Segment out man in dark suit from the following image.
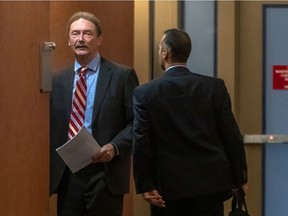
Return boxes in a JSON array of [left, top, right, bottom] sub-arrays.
[[132, 28, 248, 216], [50, 12, 139, 216]]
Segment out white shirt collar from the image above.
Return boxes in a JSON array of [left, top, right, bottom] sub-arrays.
[[165, 64, 187, 72]]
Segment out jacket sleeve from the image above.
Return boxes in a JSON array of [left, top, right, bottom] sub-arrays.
[[132, 87, 155, 194], [215, 79, 248, 186]]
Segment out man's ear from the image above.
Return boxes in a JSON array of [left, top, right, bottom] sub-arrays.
[[97, 35, 103, 46], [163, 48, 169, 60]]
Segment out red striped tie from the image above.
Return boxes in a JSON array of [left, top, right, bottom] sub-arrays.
[[68, 67, 87, 140]]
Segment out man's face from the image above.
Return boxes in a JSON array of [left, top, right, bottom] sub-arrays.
[[68, 18, 102, 62]]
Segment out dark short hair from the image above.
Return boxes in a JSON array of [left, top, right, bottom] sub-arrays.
[[162, 28, 191, 63], [66, 11, 102, 36]]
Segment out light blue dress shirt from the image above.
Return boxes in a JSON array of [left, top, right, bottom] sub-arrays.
[[73, 53, 100, 134]]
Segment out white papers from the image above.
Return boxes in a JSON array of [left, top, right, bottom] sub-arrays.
[[56, 127, 101, 173]]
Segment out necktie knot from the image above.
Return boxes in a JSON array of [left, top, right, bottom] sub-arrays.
[[79, 67, 87, 77]]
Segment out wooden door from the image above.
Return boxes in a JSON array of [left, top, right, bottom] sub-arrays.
[[0, 1, 134, 215], [0, 2, 50, 215]]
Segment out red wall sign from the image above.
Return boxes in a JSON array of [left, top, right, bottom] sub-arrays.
[[273, 65, 288, 90]]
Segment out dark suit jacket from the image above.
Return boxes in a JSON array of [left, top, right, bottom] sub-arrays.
[[50, 57, 139, 195], [133, 67, 247, 201]]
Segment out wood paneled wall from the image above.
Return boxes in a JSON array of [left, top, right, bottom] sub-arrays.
[[0, 1, 134, 216], [0, 2, 50, 215]]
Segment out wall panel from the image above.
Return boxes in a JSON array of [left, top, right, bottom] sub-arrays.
[[0, 1, 50, 215]]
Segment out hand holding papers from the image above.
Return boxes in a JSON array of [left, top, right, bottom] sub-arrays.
[[56, 127, 101, 173]]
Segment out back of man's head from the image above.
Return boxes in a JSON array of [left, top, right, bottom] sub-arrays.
[[162, 28, 192, 63]]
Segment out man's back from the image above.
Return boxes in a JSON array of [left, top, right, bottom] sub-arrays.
[[133, 28, 247, 216], [133, 66, 246, 200]]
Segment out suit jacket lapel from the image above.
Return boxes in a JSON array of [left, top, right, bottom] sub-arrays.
[[92, 58, 112, 122], [63, 66, 75, 121]]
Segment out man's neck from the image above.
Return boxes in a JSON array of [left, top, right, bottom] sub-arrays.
[[165, 62, 186, 71], [76, 53, 98, 67]]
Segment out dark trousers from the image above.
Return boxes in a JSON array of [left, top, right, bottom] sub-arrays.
[[57, 166, 124, 216], [151, 193, 224, 216]]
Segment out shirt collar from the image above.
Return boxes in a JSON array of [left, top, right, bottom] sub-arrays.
[[74, 53, 101, 73], [165, 64, 187, 72]]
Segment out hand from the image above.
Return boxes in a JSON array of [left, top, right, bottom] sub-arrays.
[[232, 183, 249, 196], [143, 190, 166, 208], [241, 183, 248, 194], [91, 143, 116, 163]]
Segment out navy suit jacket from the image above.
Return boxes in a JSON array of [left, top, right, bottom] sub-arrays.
[[50, 57, 139, 195], [133, 67, 247, 201]]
